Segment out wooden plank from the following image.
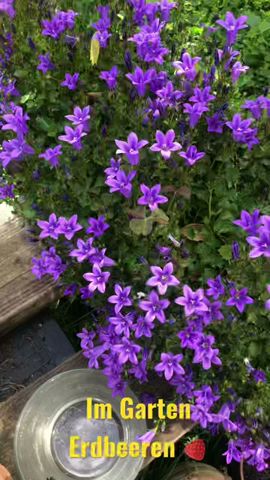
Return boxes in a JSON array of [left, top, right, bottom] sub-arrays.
[[0, 219, 59, 336], [0, 353, 193, 478]]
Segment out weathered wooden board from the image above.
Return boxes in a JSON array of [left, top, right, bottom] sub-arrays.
[[0, 352, 192, 478], [0, 219, 59, 336]]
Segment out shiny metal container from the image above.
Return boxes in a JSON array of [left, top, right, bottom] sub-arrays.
[[15, 369, 146, 480]]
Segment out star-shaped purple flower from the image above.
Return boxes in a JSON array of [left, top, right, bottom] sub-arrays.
[[226, 287, 254, 313], [83, 265, 110, 294], [61, 72, 79, 91], [193, 334, 222, 370], [146, 262, 180, 295], [86, 215, 109, 237], [58, 125, 87, 150], [37, 213, 60, 240], [206, 275, 225, 300], [150, 129, 181, 160], [108, 284, 133, 313], [126, 66, 154, 96], [65, 106, 91, 132], [69, 238, 94, 263], [115, 132, 148, 165], [175, 285, 208, 316], [173, 52, 201, 81], [216, 12, 248, 45], [139, 290, 170, 323], [137, 184, 168, 211], [57, 214, 83, 240], [105, 169, 136, 198], [233, 209, 261, 235], [37, 53, 55, 74], [39, 145, 62, 168], [100, 66, 119, 90], [179, 145, 205, 167], [155, 352, 185, 381]]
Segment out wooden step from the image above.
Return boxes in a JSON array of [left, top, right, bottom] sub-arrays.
[[0, 219, 59, 336], [0, 352, 192, 478]]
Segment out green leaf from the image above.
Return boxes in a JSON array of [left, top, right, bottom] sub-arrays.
[[181, 224, 205, 241], [219, 244, 232, 261], [129, 218, 153, 236], [150, 208, 169, 225]]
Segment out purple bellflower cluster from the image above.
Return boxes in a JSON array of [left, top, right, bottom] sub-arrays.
[[0, 105, 34, 167], [92, 6, 112, 48], [41, 10, 77, 40]]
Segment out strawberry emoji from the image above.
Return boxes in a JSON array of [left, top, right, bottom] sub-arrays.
[[184, 439, 206, 461]]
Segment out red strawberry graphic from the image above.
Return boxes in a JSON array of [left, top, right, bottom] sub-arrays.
[[184, 439, 206, 461]]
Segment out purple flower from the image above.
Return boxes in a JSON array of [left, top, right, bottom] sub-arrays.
[[100, 66, 119, 90], [133, 316, 155, 338], [113, 337, 141, 365], [0, 138, 35, 167], [104, 158, 121, 178], [57, 214, 83, 240], [107, 375, 127, 397], [177, 325, 203, 349], [61, 72, 79, 91], [175, 285, 208, 316], [0, 183, 14, 200], [206, 275, 225, 299], [191, 404, 213, 428], [179, 145, 205, 167], [37, 213, 60, 240], [83, 265, 110, 294], [212, 404, 238, 432], [32, 247, 66, 281], [150, 129, 181, 160], [242, 99, 263, 120], [92, 5, 111, 48], [115, 132, 148, 165], [0, 0, 15, 18], [155, 352, 185, 381], [42, 10, 77, 40], [252, 369, 267, 383], [1, 106, 29, 135], [233, 209, 261, 235], [137, 184, 168, 211], [216, 12, 248, 45], [37, 53, 55, 74], [58, 125, 87, 150], [108, 284, 132, 313], [189, 86, 216, 105], [39, 145, 62, 167], [223, 440, 243, 464], [232, 61, 249, 83], [139, 290, 170, 323], [156, 80, 183, 107], [77, 328, 96, 350], [226, 114, 258, 148], [200, 299, 224, 325], [194, 385, 220, 408], [207, 113, 224, 134], [126, 66, 154, 96], [128, 21, 169, 64], [226, 287, 254, 313], [65, 106, 91, 132], [247, 231, 270, 258], [138, 429, 157, 443], [183, 102, 209, 128], [193, 334, 222, 370], [173, 52, 201, 81], [108, 312, 134, 337], [69, 238, 94, 262], [232, 240, 240, 260], [89, 247, 116, 268], [247, 444, 270, 472], [105, 169, 136, 198], [146, 262, 180, 295], [86, 215, 109, 237]]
